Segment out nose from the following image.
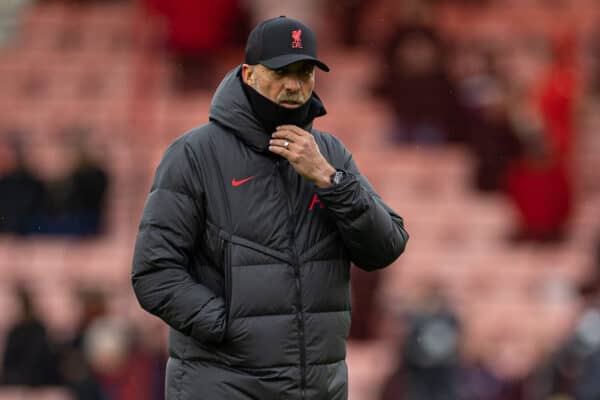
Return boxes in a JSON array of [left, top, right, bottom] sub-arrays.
[[283, 75, 302, 91]]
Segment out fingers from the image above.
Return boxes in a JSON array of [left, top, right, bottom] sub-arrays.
[[271, 128, 301, 155], [272, 125, 310, 143], [269, 126, 312, 161], [269, 136, 297, 160], [268, 126, 333, 185], [269, 139, 292, 150], [276, 125, 306, 137], [271, 126, 310, 150], [271, 130, 296, 141], [268, 143, 292, 158]]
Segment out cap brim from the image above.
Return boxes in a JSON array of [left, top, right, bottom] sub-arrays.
[[260, 54, 330, 72]]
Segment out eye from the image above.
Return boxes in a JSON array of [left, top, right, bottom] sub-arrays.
[[275, 69, 285, 76]]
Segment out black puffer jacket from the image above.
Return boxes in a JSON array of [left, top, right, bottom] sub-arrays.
[[132, 66, 409, 400]]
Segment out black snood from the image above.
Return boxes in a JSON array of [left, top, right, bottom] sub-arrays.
[[242, 80, 314, 134]]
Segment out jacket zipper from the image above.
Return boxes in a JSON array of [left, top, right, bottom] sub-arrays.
[[276, 162, 307, 400]]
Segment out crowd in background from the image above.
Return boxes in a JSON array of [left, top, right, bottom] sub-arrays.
[[1, 0, 599, 399], [0, 126, 109, 236], [2, 284, 165, 400], [378, 253, 600, 400], [371, 0, 584, 245]]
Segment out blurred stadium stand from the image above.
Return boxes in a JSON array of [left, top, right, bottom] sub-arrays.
[[0, 0, 599, 399]]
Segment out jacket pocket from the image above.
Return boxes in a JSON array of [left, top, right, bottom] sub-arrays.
[[219, 230, 233, 323]]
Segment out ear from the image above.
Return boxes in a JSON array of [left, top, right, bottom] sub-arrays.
[[241, 64, 254, 86]]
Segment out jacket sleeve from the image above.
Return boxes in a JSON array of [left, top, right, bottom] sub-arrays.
[[131, 138, 226, 343], [315, 145, 409, 271]]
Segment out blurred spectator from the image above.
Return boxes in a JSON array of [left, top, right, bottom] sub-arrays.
[[71, 288, 109, 350], [90, 322, 166, 400], [1, 284, 61, 387], [459, 357, 504, 400], [537, 31, 579, 166], [403, 285, 460, 399], [59, 288, 107, 400], [57, 288, 166, 400], [381, 284, 461, 400], [373, 6, 466, 145], [60, 346, 105, 400], [83, 317, 138, 400], [0, 131, 45, 235], [459, 356, 531, 400], [573, 266, 600, 400], [545, 244, 600, 400], [504, 33, 578, 244], [145, 0, 249, 91], [532, 276, 600, 400], [504, 138, 572, 243], [39, 127, 109, 236], [454, 46, 523, 192]]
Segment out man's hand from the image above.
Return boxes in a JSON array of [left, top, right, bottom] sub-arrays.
[[269, 125, 336, 188]]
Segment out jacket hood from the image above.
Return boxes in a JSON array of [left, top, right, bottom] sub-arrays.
[[209, 65, 327, 152]]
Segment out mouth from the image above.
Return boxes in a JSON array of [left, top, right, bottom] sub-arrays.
[[279, 101, 302, 109]]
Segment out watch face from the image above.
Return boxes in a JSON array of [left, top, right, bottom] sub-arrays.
[[333, 170, 345, 185]]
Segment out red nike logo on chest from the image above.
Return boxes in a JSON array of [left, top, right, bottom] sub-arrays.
[[231, 176, 255, 186]]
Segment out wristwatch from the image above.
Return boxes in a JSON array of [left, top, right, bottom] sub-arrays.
[[330, 169, 346, 185]]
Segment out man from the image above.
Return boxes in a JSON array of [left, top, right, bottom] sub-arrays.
[[0, 133, 45, 234], [132, 16, 409, 400]]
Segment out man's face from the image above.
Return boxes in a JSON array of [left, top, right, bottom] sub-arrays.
[[242, 61, 315, 109]]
